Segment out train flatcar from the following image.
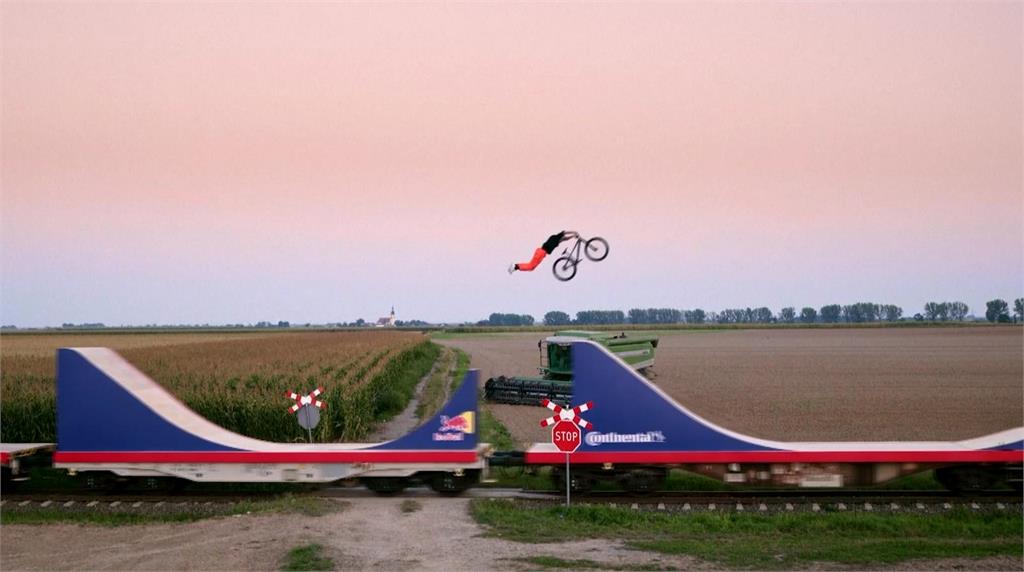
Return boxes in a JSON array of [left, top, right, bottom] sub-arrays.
[[522, 340, 1024, 493], [1, 443, 55, 488], [51, 348, 485, 494], [3, 342, 1021, 495]]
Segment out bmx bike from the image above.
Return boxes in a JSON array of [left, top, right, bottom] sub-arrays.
[[552, 236, 609, 281]]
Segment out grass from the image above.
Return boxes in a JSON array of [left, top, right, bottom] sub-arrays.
[[662, 469, 732, 491], [471, 499, 1023, 569], [1, 494, 344, 526], [451, 348, 471, 393], [414, 348, 454, 421], [400, 499, 422, 514], [877, 470, 944, 490], [281, 543, 334, 571], [509, 556, 673, 570]]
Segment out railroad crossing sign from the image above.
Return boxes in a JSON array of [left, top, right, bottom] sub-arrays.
[[539, 398, 593, 430], [285, 387, 327, 440], [538, 399, 594, 508]]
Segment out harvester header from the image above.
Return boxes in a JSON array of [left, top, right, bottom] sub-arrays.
[[483, 331, 659, 406]]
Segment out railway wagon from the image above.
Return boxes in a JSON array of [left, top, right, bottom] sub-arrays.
[[1, 443, 55, 488], [51, 348, 485, 494], [3, 342, 1022, 495], [517, 339, 1024, 493]]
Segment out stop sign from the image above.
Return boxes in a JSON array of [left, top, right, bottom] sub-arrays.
[[551, 420, 581, 453]]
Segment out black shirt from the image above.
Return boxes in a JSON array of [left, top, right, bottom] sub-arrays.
[[541, 231, 567, 254]]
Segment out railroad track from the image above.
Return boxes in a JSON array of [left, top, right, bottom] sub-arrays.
[[504, 489, 1023, 513], [3, 487, 1020, 515]]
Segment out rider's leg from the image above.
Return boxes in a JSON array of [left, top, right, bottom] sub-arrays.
[[514, 248, 548, 271]]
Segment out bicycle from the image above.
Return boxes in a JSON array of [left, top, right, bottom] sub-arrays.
[[552, 236, 609, 281]]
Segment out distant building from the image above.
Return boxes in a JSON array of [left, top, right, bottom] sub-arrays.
[[376, 306, 396, 327]]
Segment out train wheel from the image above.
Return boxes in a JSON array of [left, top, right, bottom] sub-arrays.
[[361, 477, 408, 496], [550, 467, 594, 494], [138, 476, 184, 493], [81, 471, 123, 491], [1, 468, 17, 493], [428, 470, 478, 496], [934, 465, 999, 493], [623, 469, 667, 494]]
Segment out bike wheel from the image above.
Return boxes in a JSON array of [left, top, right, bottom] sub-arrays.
[[584, 237, 609, 261], [552, 256, 578, 281]]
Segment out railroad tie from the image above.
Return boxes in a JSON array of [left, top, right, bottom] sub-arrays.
[[890, 503, 900, 511], [996, 503, 1006, 510], [109, 501, 120, 508], [682, 503, 691, 511], [132, 502, 143, 508], [758, 503, 768, 512], [970, 503, 980, 510], [707, 503, 716, 511], [657, 503, 666, 511], [40, 500, 52, 507], [631, 503, 639, 511], [735, 503, 743, 511], [942, 503, 952, 510], [18, 500, 31, 507], [837, 503, 847, 511], [916, 503, 925, 510], [785, 503, 794, 511], [811, 503, 820, 512], [87, 501, 98, 507], [63, 501, 75, 507], [864, 502, 873, 511]]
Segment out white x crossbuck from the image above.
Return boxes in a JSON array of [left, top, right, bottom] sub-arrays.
[[285, 387, 326, 414], [539, 398, 594, 430]]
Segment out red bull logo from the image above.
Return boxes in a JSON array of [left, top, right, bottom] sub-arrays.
[[432, 411, 475, 442]]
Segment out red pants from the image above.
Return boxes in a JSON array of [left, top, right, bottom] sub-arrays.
[[516, 248, 547, 271]]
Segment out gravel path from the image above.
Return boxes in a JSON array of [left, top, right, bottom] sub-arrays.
[[365, 348, 454, 443], [439, 327, 1023, 446]]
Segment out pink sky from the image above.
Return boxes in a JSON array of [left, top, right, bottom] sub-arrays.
[[2, 2, 1021, 325]]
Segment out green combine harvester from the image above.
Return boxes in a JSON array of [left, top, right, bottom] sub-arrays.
[[483, 330, 659, 406]]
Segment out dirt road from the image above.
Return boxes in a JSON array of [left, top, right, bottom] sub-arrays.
[[2, 498, 1019, 571], [439, 327, 1023, 445], [0, 497, 710, 571]]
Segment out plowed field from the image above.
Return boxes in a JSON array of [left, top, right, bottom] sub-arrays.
[[439, 327, 1023, 446]]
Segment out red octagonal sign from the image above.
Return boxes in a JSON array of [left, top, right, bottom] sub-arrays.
[[551, 420, 581, 453]]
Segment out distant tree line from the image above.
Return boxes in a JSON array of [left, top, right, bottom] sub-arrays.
[[480, 313, 535, 326], [524, 298, 1024, 326]]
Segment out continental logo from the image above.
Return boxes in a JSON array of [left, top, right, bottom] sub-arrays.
[[432, 411, 475, 442], [584, 431, 666, 447]]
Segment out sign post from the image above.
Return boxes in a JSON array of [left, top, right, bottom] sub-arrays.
[[285, 387, 327, 443], [540, 399, 594, 508]]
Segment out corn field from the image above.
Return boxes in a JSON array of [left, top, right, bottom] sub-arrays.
[[0, 331, 440, 443]]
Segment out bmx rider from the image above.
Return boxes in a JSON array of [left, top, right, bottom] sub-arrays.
[[508, 230, 579, 274]]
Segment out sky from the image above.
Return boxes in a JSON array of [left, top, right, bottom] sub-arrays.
[[1, 2, 1021, 327]]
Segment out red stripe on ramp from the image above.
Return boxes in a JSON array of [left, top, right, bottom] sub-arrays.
[[524, 450, 1024, 464], [55, 450, 479, 464]]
